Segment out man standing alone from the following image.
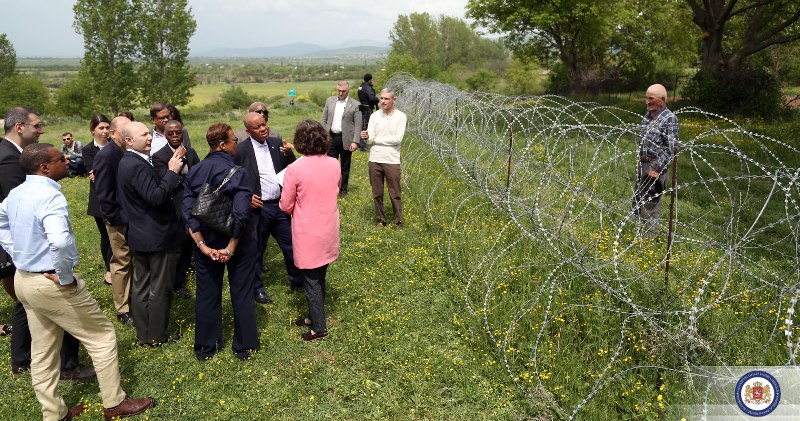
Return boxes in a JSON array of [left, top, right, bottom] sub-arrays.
[[360, 88, 407, 228], [322, 80, 362, 197], [633, 83, 678, 238]]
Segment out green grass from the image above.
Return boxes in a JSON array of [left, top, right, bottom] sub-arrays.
[[189, 81, 341, 107], [0, 114, 536, 419]]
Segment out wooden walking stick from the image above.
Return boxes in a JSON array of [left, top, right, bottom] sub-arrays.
[[664, 144, 679, 287]]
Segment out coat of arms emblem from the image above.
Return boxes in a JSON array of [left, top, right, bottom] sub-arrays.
[[743, 381, 772, 405]]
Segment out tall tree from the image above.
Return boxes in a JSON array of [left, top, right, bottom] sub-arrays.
[[0, 34, 16, 81], [686, 0, 800, 74], [135, 0, 197, 107], [466, 0, 691, 94], [388, 13, 507, 80], [73, 0, 139, 113]]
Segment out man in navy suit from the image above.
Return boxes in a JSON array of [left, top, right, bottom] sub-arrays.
[[235, 111, 299, 304], [116, 121, 186, 346], [94, 115, 134, 326], [153, 119, 200, 299]]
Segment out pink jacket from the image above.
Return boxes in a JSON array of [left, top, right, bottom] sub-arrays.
[[279, 155, 341, 269]]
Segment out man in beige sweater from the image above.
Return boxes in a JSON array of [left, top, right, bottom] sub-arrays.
[[360, 88, 407, 228]]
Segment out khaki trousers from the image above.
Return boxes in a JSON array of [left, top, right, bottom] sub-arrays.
[[15, 271, 125, 421], [105, 222, 131, 314]]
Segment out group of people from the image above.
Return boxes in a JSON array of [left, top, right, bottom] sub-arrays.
[[0, 73, 410, 420]]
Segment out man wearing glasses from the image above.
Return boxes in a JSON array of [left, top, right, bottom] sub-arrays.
[[152, 119, 200, 300], [149, 103, 172, 154], [237, 110, 300, 304], [234, 102, 271, 141], [322, 80, 362, 198]]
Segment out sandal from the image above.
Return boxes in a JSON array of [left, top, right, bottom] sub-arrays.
[[294, 317, 311, 327], [0, 324, 11, 337]]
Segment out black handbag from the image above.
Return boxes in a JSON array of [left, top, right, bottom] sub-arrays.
[[190, 165, 241, 237]]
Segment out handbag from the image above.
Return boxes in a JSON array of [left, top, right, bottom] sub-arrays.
[[190, 165, 241, 237]]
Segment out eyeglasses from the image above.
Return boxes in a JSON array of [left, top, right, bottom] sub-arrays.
[[46, 154, 67, 164], [221, 137, 239, 145], [166, 130, 182, 136], [253, 109, 269, 118], [22, 122, 44, 129]]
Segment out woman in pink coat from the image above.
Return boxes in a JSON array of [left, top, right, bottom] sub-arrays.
[[279, 120, 341, 341]]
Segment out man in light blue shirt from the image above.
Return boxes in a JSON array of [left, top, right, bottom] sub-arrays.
[[0, 143, 155, 421]]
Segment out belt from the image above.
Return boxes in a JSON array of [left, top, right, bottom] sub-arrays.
[[35, 270, 56, 274], [263, 198, 280, 204], [330, 131, 342, 136]]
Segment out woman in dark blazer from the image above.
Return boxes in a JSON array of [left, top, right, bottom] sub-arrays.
[[83, 114, 113, 285], [183, 123, 259, 361]]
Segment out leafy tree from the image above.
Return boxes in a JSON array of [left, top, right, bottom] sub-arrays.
[[687, 0, 800, 75], [0, 33, 16, 81], [53, 69, 97, 118], [502, 58, 545, 96], [135, 0, 197, 107], [0, 74, 50, 113], [73, 0, 139, 113], [466, 0, 693, 94], [389, 13, 507, 80]]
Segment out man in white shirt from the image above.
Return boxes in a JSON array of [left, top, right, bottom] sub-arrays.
[[360, 88, 407, 227], [0, 143, 155, 421], [322, 80, 362, 197]]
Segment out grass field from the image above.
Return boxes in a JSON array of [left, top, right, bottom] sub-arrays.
[[189, 80, 341, 107], [0, 109, 536, 419]]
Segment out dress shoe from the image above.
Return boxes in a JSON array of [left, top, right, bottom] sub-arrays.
[[60, 364, 96, 381], [59, 403, 86, 420], [254, 291, 273, 304], [0, 324, 11, 336], [302, 330, 328, 341], [139, 333, 181, 347], [103, 396, 156, 420], [11, 362, 30, 375], [117, 312, 134, 326]]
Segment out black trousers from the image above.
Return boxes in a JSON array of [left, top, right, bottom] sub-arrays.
[[131, 249, 179, 344], [194, 237, 259, 361], [327, 132, 352, 193], [93, 217, 112, 272], [11, 301, 80, 369], [173, 236, 194, 291], [253, 203, 300, 292]]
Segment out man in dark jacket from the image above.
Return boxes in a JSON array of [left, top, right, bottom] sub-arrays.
[[357, 73, 380, 151], [235, 111, 299, 304], [153, 119, 200, 299], [117, 121, 186, 346], [94, 115, 134, 326]]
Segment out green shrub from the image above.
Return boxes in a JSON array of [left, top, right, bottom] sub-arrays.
[[0, 74, 51, 113], [307, 88, 329, 107], [683, 67, 789, 118]]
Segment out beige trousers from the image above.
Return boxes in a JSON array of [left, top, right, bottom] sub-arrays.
[[15, 271, 125, 421], [105, 222, 132, 314]]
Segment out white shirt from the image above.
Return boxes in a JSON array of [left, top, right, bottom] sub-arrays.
[[0, 175, 79, 285], [151, 129, 168, 154], [367, 108, 407, 165], [130, 149, 152, 166], [330, 99, 347, 133], [251, 137, 281, 200]]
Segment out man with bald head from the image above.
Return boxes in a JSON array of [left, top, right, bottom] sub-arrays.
[[94, 115, 135, 326], [117, 121, 186, 346], [633, 83, 679, 238], [236, 110, 299, 304]]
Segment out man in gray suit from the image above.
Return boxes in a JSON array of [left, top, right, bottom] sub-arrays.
[[321, 80, 362, 197]]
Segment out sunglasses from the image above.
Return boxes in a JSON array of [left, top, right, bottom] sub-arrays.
[[166, 130, 183, 136], [253, 109, 269, 118]]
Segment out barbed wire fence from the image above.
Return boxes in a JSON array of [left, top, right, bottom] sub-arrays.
[[385, 73, 800, 418]]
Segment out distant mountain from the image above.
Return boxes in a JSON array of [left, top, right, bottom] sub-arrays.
[[194, 40, 389, 58]]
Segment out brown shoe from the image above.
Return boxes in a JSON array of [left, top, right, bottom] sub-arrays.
[[60, 364, 96, 381], [103, 396, 156, 420], [59, 403, 86, 420]]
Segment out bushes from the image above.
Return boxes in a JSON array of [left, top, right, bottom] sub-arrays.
[[0, 74, 50, 114], [683, 67, 789, 118]]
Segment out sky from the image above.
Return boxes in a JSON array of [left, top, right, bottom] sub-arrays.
[[4, 0, 473, 57]]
